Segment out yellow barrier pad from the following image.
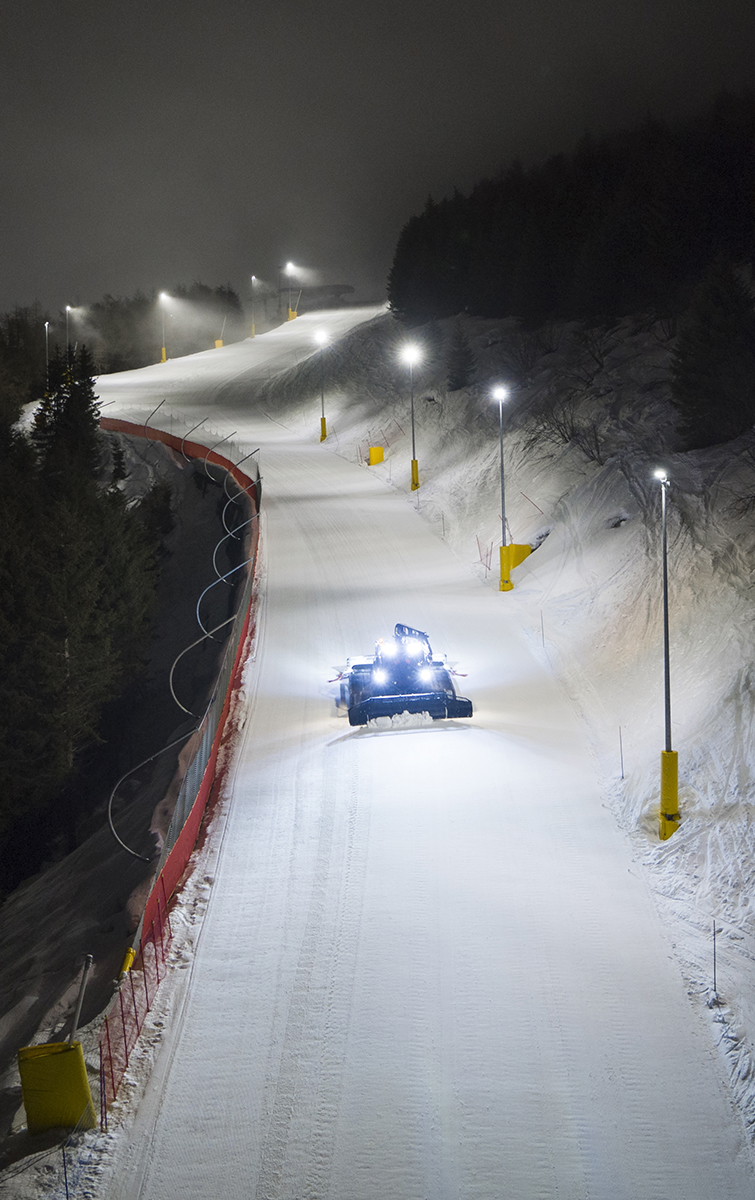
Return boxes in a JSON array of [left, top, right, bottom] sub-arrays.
[[18, 1042, 96, 1134]]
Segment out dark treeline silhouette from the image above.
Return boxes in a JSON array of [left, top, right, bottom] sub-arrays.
[[0, 304, 49, 426], [388, 92, 755, 330], [0, 283, 246, 406], [0, 349, 163, 893], [88, 281, 245, 372]]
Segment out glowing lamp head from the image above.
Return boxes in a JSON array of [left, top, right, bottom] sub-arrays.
[[418, 667, 433, 683], [400, 344, 422, 367], [654, 468, 669, 484], [373, 668, 387, 684], [285, 261, 296, 276], [492, 385, 508, 403], [159, 291, 169, 303]]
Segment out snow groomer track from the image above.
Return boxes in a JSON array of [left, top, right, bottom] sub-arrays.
[[98, 310, 754, 1199]]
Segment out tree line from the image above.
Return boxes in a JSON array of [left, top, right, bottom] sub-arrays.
[[0, 348, 164, 890], [86, 281, 245, 372], [388, 91, 755, 328], [388, 91, 755, 450]]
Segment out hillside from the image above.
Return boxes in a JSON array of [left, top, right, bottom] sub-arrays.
[[256, 309, 755, 1135]]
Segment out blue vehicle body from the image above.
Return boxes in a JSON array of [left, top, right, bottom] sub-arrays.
[[340, 624, 473, 726]]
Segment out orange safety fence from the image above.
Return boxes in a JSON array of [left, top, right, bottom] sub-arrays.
[[97, 418, 259, 1126]]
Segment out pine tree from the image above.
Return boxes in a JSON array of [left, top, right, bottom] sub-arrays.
[[0, 351, 158, 846], [33, 345, 101, 480], [671, 258, 755, 448], [446, 322, 476, 390]]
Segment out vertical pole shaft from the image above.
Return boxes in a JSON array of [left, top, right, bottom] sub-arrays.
[[713, 918, 717, 995], [321, 350, 325, 422], [69, 954, 93, 1043], [661, 481, 672, 752], [410, 364, 416, 461], [499, 398, 506, 547]]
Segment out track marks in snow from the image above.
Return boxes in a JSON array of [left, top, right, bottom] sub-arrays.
[[253, 740, 369, 1200]]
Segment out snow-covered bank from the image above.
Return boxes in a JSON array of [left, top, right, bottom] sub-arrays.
[[5, 305, 755, 1197], [251, 309, 755, 1139]]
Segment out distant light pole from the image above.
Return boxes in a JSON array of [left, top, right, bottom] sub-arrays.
[[284, 261, 298, 320], [250, 275, 256, 338], [315, 330, 329, 441], [65, 305, 71, 347], [400, 344, 422, 490], [44, 320, 50, 389], [159, 292, 169, 362], [491, 385, 513, 591], [655, 468, 679, 840]]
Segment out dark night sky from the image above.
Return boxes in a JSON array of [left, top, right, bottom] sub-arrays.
[[2, 0, 755, 315]]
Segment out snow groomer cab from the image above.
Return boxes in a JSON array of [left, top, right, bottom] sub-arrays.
[[339, 623, 473, 726]]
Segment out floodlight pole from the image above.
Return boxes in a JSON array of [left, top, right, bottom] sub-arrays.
[[44, 321, 49, 389], [319, 344, 327, 441], [409, 359, 418, 490], [250, 275, 256, 338], [657, 471, 679, 840], [159, 294, 168, 362], [492, 386, 513, 590]]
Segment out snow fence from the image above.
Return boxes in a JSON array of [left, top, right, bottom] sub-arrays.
[[97, 418, 260, 1125]]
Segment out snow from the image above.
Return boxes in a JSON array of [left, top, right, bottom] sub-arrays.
[[4, 307, 755, 1197]]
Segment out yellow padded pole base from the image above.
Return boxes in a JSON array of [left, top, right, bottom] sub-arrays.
[[160, 347, 167, 363], [18, 1042, 96, 1134], [411, 459, 419, 490], [215, 339, 223, 349], [320, 417, 328, 442], [659, 750, 680, 840], [250, 323, 256, 338], [369, 446, 384, 465], [288, 308, 297, 320]]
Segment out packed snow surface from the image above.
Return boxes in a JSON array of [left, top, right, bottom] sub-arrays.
[[18, 309, 755, 1197]]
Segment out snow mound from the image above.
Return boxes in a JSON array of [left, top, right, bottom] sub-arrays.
[[366, 710, 435, 731]]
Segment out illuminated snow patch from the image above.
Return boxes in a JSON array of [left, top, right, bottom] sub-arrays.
[[367, 710, 434, 730]]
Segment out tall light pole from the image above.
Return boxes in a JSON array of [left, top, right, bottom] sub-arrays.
[[315, 330, 329, 440], [285, 261, 297, 320], [655, 468, 679, 840], [491, 385, 513, 591], [400, 344, 422, 490], [65, 305, 71, 347], [44, 320, 50, 390], [159, 292, 169, 362], [250, 275, 256, 338]]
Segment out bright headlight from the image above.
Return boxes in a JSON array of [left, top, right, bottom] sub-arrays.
[[373, 669, 387, 684], [404, 638, 422, 656], [418, 667, 433, 683]]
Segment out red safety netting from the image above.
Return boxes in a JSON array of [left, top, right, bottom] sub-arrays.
[[98, 418, 259, 1126]]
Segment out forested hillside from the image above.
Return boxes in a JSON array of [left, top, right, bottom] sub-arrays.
[[388, 91, 755, 331], [0, 350, 163, 893]]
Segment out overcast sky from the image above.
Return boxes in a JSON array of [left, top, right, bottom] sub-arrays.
[[2, 0, 755, 317]]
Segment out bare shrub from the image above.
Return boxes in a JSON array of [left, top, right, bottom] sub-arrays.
[[527, 392, 606, 465]]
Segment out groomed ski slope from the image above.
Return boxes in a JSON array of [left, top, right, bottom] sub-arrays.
[[98, 312, 753, 1199]]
